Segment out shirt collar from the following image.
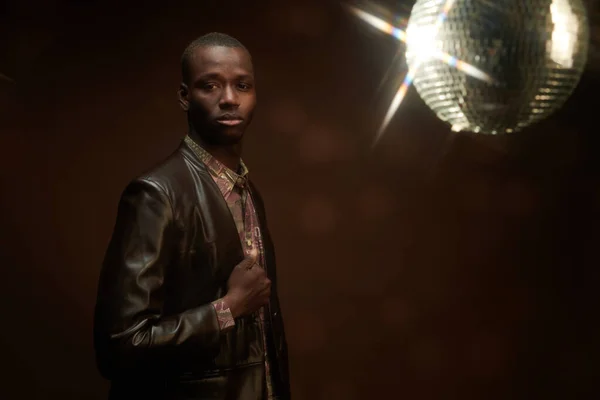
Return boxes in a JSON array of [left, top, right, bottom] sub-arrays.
[[184, 135, 249, 197]]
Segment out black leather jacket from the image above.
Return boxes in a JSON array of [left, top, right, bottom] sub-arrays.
[[93, 142, 290, 400]]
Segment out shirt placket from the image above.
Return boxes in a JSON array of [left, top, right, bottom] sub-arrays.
[[242, 189, 275, 400]]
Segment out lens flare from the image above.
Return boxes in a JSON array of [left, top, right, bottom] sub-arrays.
[[347, 1, 496, 145]]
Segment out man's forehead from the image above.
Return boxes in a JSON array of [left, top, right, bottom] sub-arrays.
[[189, 46, 253, 75]]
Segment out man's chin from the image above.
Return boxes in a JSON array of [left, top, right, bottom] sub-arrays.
[[220, 133, 244, 146], [204, 127, 245, 146]]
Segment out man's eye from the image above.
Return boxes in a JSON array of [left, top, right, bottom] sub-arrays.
[[238, 83, 252, 91], [203, 83, 218, 90]]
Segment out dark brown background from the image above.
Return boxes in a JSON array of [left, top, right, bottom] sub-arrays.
[[1, 0, 599, 399]]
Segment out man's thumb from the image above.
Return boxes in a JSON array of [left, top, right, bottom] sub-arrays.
[[240, 251, 257, 267]]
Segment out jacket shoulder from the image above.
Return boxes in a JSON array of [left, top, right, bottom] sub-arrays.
[[137, 148, 187, 187], [122, 146, 199, 211]]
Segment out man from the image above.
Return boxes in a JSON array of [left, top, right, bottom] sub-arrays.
[[93, 32, 290, 400]]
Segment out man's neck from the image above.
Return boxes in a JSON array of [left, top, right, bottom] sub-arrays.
[[188, 130, 242, 172]]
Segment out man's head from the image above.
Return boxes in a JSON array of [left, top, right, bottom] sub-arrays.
[[178, 32, 256, 146]]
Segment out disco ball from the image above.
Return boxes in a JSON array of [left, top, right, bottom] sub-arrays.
[[405, 0, 590, 134]]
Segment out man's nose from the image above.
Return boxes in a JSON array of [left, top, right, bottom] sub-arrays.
[[219, 86, 239, 108]]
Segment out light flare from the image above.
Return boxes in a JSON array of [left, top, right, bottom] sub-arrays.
[[347, 0, 496, 145], [348, 5, 407, 41], [349, 3, 493, 82], [377, 74, 413, 143], [376, 0, 457, 144], [434, 51, 495, 82]]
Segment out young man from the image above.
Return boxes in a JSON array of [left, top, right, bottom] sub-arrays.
[[93, 33, 290, 400]]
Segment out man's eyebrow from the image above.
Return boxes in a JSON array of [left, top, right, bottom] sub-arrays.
[[196, 72, 254, 80], [196, 72, 222, 80]]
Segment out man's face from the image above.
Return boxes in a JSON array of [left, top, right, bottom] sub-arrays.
[[179, 46, 256, 146]]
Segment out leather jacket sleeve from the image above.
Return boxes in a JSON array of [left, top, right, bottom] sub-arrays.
[[93, 178, 220, 380]]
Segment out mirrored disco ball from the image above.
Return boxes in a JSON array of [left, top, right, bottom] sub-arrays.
[[405, 0, 589, 134]]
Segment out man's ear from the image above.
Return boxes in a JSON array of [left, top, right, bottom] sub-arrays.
[[178, 83, 190, 111]]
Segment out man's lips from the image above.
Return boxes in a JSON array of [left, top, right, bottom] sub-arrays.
[[216, 119, 243, 126], [216, 115, 243, 126]]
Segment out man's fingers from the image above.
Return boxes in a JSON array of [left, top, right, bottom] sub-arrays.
[[238, 255, 257, 269], [248, 247, 259, 259]]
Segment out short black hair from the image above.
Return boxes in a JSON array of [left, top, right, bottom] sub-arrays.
[[181, 32, 249, 83]]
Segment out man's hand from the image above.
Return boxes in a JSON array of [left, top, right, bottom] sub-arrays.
[[223, 255, 271, 318]]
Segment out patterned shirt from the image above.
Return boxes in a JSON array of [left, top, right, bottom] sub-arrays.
[[184, 136, 276, 400]]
